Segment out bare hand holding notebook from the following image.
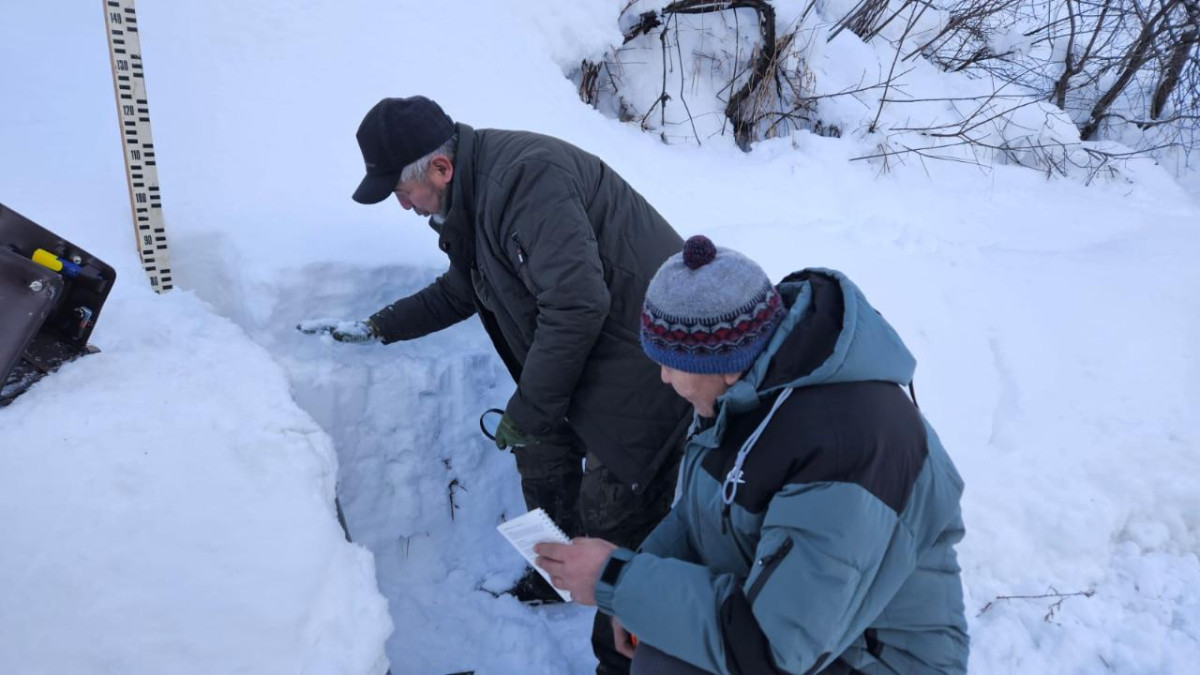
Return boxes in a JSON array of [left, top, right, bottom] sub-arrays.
[[497, 508, 572, 602]]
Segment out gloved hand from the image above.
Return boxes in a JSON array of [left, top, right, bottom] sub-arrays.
[[494, 411, 534, 450], [296, 318, 380, 344]]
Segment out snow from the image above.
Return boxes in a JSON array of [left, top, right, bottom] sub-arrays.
[[2, 1, 1199, 674], [0, 285, 391, 674]]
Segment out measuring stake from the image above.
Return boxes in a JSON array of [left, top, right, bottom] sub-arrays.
[[102, 0, 173, 292]]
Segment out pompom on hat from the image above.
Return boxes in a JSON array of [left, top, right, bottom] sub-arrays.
[[641, 235, 785, 374]]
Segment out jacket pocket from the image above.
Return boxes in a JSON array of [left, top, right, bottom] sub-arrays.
[[745, 537, 795, 605], [470, 265, 494, 311], [509, 232, 540, 295]]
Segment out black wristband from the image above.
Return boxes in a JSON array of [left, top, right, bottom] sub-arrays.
[[600, 554, 628, 587]]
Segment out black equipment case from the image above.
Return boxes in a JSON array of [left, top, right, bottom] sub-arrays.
[[1, 203, 117, 405]]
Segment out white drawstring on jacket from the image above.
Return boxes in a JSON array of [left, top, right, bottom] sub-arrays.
[[721, 387, 795, 506]]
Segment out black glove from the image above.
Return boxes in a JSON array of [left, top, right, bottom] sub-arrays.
[[296, 318, 380, 344]]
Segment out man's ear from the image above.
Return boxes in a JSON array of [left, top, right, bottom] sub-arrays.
[[428, 155, 454, 187], [723, 372, 743, 386]]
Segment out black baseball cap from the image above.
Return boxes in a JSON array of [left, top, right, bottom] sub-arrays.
[[352, 96, 455, 204]]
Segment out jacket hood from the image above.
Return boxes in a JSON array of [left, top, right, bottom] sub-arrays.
[[717, 268, 916, 417]]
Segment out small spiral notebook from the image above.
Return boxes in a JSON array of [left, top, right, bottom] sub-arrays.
[[497, 508, 573, 602]]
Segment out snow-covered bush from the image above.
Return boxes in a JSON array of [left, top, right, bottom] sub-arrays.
[[570, 0, 1199, 182]]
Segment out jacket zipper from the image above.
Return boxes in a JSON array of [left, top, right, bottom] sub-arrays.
[[510, 232, 526, 264], [745, 538, 794, 604]]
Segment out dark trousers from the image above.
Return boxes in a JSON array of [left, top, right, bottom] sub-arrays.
[[512, 425, 681, 675]]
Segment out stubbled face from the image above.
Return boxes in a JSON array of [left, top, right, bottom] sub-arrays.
[[393, 155, 453, 218], [393, 178, 444, 217], [659, 365, 741, 418]]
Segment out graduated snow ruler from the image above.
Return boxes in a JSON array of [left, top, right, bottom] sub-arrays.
[[102, 0, 174, 292]]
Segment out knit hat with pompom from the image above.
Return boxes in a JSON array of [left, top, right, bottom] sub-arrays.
[[640, 235, 785, 374]]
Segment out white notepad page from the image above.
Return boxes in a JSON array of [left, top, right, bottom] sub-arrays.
[[497, 508, 573, 602]]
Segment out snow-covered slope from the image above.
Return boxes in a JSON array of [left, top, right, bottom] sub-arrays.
[[0, 282, 392, 674], [2, 1, 1198, 673]]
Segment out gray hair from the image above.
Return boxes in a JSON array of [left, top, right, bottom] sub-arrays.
[[399, 133, 458, 184]]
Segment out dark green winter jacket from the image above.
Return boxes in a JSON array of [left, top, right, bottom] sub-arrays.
[[595, 269, 970, 674], [370, 124, 691, 492]]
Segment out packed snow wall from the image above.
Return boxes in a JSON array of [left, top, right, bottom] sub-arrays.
[[173, 240, 600, 673]]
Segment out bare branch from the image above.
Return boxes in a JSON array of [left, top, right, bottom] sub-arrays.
[[977, 588, 1096, 619]]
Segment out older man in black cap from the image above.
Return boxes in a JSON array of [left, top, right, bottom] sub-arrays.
[[300, 96, 691, 674]]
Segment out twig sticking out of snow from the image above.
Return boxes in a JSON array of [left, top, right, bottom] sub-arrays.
[[977, 587, 1096, 621]]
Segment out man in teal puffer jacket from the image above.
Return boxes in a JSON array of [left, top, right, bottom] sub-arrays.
[[537, 235, 969, 673]]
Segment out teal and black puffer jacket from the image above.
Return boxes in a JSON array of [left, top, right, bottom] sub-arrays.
[[594, 269, 969, 674]]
